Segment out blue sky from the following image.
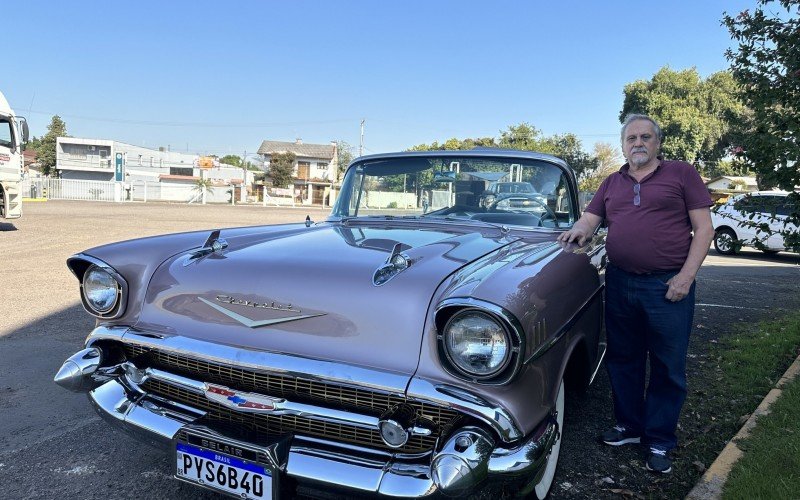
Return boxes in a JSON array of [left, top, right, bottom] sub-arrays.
[[3, 1, 757, 160]]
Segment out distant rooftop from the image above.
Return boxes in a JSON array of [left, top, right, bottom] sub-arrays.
[[257, 139, 335, 160]]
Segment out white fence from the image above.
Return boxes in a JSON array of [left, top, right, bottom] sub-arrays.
[[22, 178, 119, 202], [21, 178, 233, 204]]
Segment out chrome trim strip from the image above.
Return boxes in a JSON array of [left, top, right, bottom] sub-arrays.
[[524, 283, 604, 364], [103, 328, 411, 397], [126, 363, 417, 433], [406, 378, 522, 442], [589, 342, 607, 386]]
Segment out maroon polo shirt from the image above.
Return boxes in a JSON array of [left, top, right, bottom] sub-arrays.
[[585, 159, 712, 274]]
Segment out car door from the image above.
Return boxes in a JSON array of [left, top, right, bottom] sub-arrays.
[[730, 196, 759, 243], [767, 197, 796, 250]]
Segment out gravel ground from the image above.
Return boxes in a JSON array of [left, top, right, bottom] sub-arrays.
[[1, 200, 798, 499]]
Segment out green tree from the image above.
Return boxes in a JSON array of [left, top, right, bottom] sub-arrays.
[[580, 142, 623, 192], [498, 123, 543, 151], [620, 67, 746, 168], [408, 136, 495, 151], [540, 133, 598, 178], [723, 0, 799, 251], [335, 140, 353, 181], [27, 136, 42, 152], [38, 115, 67, 176], [409, 123, 596, 175], [269, 152, 295, 189], [220, 155, 242, 167]]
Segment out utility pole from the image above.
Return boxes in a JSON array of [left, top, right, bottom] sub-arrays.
[[359, 119, 365, 157], [241, 150, 247, 203]]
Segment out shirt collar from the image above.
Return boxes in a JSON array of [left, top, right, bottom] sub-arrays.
[[619, 156, 664, 177]]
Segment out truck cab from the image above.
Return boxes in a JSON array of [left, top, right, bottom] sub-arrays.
[[0, 91, 29, 219]]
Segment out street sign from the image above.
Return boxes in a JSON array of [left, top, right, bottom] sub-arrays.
[[115, 153, 124, 181]]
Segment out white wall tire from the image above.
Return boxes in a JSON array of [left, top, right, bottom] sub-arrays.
[[533, 379, 564, 499]]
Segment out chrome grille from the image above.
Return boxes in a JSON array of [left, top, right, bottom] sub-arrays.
[[144, 379, 437, 454], [123, 344, 462, 453]]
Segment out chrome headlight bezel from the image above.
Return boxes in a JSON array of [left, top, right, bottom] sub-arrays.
[[436, 299, 524, 384], [72, 257, 128, 319]]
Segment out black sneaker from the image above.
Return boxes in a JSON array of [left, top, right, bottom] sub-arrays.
[[646, 448, 672, 473], [600, 425, 641, 446]]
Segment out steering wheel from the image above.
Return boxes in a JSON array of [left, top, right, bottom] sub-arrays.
[[489, 198, 559, 227]]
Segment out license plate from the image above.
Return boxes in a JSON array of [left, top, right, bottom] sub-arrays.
[[176, 442, 272, 499]]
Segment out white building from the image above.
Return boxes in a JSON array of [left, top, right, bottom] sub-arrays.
[[56, 137, 255, 202], [705, 175, 759, 192], [56, 137, 197, 181], [257, 139, 338, 205]]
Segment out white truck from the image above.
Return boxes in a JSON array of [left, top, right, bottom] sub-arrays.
[[0, 91, 29, 219]]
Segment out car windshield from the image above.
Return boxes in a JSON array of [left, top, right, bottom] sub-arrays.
[[493, 182, 535, 194], [332, 154, 576, 229]]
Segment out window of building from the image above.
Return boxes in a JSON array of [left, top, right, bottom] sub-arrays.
[[297, 161, 311, 180], [170, 167, 193, 177]]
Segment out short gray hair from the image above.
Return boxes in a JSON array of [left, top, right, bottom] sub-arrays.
[[620, 114, 664, 144]]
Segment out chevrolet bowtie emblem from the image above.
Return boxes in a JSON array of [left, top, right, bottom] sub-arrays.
[[199, 297, 325, 328]]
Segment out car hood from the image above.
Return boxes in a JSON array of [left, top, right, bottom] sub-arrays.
[[135, 222, 512, 378]]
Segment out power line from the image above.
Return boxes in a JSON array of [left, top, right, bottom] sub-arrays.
[[25, 109, 356, 128]]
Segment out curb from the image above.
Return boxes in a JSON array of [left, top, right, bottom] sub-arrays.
[[22, 197, 48, 202], [685, 353, 800, 499]]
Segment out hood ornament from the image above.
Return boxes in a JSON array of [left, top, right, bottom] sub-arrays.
[[373, 243, 413, 286], [184, 229, 228, 266], [199, 296, 325, 328]]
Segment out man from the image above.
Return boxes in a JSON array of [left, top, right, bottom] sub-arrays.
[[558, 114, 714, 473]]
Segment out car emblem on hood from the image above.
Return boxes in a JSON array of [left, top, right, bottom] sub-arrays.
[[199, 296, 325, 328]]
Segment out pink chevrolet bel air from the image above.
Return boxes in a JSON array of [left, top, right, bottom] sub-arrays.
[[55, 149, 607, 499]]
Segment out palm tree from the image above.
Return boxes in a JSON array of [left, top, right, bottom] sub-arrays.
[[192, 177, 213, 204]]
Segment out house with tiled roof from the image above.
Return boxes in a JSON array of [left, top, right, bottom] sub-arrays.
[[257, 139, 338, 205]]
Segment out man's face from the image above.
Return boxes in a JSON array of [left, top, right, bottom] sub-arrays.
[[622, 120, 660, 168]]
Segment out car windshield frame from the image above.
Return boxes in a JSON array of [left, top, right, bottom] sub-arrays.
[[331, 152, 578, 230]]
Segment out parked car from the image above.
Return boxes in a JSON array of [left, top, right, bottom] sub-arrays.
[[711, 191, 798, 255], [55, 150, 607, 499], [478, 181, 546, 211]]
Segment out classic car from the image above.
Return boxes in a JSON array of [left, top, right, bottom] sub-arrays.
[[711, 190, 798, 255], [55, 149, 607, 499], [476, 181, 545, 213]]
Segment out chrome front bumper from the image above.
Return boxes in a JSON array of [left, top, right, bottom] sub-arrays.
[[56, 332, 559, 497]]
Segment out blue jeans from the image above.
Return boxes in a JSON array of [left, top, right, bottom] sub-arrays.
[[605, 264, 695, 451]]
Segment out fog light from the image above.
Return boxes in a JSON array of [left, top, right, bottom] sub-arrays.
[[378, 419, 408, 448]]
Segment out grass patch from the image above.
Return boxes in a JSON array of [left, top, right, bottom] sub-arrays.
[[721, 376, 800, 499], [715, 312, 800, 404], [662, 311, 800, 498]]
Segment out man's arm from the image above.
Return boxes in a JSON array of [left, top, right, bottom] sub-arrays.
[[665, 207, 714, 302], [557, 212, 603, 246]]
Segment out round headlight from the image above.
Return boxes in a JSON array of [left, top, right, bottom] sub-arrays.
[[443, 310, 511, 378], [82, 266, 120, 314]]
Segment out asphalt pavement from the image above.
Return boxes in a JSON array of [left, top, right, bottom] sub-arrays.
[[1, 200, 798, 499]]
